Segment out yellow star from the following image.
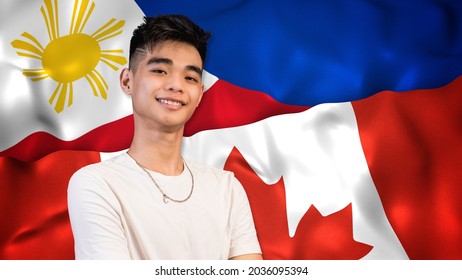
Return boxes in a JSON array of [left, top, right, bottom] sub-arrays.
[[11, 0, 127, 113]]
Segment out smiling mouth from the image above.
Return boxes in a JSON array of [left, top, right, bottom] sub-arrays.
[[156, 98, 186, 106]]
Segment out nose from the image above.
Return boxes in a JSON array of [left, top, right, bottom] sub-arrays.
[[164, 73, 183, 93]]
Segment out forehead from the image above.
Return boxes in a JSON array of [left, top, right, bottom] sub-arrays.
[[144, 40, 202, 67]]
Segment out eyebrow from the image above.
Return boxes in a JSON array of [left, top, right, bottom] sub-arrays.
[[147, 57, 203, 76]]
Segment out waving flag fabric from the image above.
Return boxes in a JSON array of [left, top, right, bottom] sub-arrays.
[[0, 0, 143, 161], [136, 0, 462, 106], [1, 0, 462, 259]]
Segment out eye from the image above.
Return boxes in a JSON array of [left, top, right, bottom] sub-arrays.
[[185, 76, 199, 83], [151, 69, 166, 75]]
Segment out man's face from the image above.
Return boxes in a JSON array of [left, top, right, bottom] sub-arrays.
[[123, 40, 204, 133]]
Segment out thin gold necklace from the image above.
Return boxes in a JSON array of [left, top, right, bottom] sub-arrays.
[[129, 153, 194, 204]]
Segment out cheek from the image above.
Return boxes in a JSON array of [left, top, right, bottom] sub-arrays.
[[132, 78, 147, 92], [190, 88, 203, 106], [133, 79, 158, 100]]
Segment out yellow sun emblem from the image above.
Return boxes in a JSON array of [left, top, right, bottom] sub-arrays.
[[11, 0, 127, 113]]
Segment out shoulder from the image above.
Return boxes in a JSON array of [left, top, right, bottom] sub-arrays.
[[68, 153, 138, 190], [72, 153, 134, 177], [184, 158, 246, 196], [185, 158, 236, 181]]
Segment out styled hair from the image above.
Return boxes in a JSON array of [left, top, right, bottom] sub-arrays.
[[128, 15, 211, 71]]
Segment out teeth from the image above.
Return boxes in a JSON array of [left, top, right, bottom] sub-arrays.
[[158, 99, 183, 106]]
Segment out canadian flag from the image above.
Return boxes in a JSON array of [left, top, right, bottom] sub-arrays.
[[1, 0, 461, 260], [184, 73, 462, 260]]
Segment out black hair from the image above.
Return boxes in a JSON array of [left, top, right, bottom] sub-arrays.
[[128, 15, 211, 71]]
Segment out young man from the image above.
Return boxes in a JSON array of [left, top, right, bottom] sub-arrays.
[[68, 15, 262, 260]]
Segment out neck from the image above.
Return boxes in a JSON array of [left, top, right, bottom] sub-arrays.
[[128, 125, 184, 176]]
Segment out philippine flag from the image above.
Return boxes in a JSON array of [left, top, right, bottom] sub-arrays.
[[0, 0, 461, 260]]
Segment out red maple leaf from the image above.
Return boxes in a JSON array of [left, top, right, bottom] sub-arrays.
[[224, 147, 373, 259]]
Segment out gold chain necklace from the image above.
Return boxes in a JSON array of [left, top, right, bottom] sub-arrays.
[[130, 154, 194, 204]]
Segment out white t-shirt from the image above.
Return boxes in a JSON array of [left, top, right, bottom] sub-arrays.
[[67, 153, 261, 259]]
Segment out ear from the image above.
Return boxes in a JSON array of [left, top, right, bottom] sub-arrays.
[[119, 68, 133, 95]]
